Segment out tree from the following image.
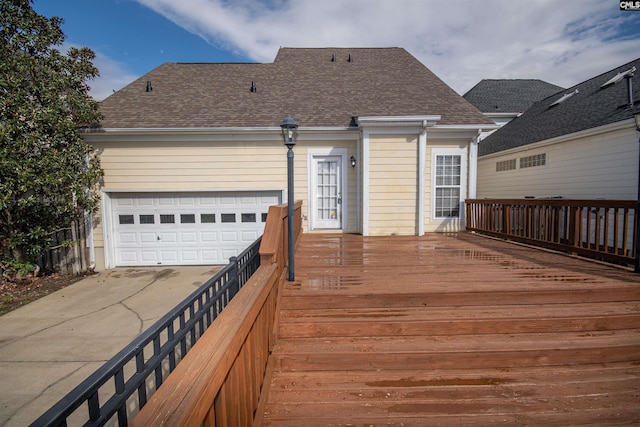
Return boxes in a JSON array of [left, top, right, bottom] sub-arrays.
[[0, 0, 103, 269]]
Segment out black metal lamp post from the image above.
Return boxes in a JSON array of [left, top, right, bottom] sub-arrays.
[[633, 107, 640, 272], [280, 116, 298, 281]]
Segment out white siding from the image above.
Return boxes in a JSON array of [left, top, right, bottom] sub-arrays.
[[477, 126, 638, 199], [368, 135, 418, 236], [88, 135, 358, 269]]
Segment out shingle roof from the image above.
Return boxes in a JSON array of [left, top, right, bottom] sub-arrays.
[[463, 79, 564, 113], [478, 58, 640, 157], [98, 47, 493, 129]]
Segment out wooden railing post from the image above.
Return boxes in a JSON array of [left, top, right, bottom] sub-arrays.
[[465, 198, 636, 268]]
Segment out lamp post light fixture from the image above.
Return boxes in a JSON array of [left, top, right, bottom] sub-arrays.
[[633, 107, 640, 272], [280, 116, 298, 281], [350, 155, 357, 168]]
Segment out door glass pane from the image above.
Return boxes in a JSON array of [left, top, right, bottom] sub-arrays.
[[317, 160, 339, 221]]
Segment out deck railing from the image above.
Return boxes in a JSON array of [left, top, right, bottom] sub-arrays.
[[30, 237, 263, 427], [129, 201, 302, 427], [466, 199, 638, 268]]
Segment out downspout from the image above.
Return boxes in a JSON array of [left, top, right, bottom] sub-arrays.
[[418, 121, 427, 236], [362, 129, 370, 236], [86, 212, 96, 271], [468, 130, 481, 200], [84, 154, 96, 271], [356, 132, 362, 234]]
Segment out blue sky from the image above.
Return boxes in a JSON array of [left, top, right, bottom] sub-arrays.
[[33, 0, 640, 101]]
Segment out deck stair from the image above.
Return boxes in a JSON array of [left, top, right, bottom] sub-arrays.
[[258, 233, 640, 426]]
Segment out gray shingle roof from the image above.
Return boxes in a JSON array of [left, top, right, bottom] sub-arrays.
[[463, 79, 564, 113], [478, 58, 640, 157], [98, 47, 493, 129]]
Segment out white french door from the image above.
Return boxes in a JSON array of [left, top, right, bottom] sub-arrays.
[[311, 155, 343, 229]]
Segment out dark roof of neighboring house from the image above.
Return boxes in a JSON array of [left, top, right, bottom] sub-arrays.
[[463, 79, 564, 113], [478, 57, 640, 157], [98, 47, 493, 129]]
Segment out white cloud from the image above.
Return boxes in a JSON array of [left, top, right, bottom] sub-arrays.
[[58, 44, 139, 101], [134, 0, 640, 93], [89, 51, 139, 101]]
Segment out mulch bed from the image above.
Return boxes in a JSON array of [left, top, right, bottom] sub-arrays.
[[0, 273, 88, 315]]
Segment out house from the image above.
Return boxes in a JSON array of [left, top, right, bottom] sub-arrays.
[[84, 47, 494, 270], [463, 79, 564, 139], [477, 58, 640, 200]]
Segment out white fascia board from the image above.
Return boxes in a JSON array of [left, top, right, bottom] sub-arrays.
[[484, 112, 521, 119], [431, 124, 500, 131], [81, 126, 359, 143], [429, 124, 500, 140], [357, 115, 441, 127], [478, 119, 635, 160]]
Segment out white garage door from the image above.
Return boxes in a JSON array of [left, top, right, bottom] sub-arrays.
[[111, 191, 281, 266]]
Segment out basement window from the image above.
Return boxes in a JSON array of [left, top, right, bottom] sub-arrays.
[[520, 153, 546, 169], [496, 159, 516, 172]]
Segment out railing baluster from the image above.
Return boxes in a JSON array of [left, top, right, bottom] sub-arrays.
[[87, 391, 100, 421], [465, 199, 636, 267]]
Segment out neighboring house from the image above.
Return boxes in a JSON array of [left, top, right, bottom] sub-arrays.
[[477, 58, 640, 199], [84, 47, 494, 269], [463, 79, 564, 139]]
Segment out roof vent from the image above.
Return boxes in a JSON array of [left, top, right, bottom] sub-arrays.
[[331, 53, 336, 62], [145, 81, 152, 92], [549, 89, 578, 107], [601, 66, 636, 87], [250, 81, 257, 93], [348, 54, 353, 62]]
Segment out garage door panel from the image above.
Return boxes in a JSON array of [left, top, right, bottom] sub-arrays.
[[241, 231, 259, 242], [178, 197, 197, 206], [161, 251, 179, 262], [159, 232, 178, 244], [111, 191, 279, 267], [181, 251, 198, 262], [141, 251, 158, 262], [115, 197, 135, 207], [221, 231, 239, 243], [201, 250, 218, 262], [119, 251, 138, 263], [180, 232, 198, 243], [221, 249, 237, 259], [201, 231, 218, 243], [140, 233, 157, 244], [118, 233, 137, 245]]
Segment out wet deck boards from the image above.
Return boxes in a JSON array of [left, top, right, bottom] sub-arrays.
[[257, 233, 640, 426]]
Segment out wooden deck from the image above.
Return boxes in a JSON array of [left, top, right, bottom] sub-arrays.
[[257, 232, 640, 426]]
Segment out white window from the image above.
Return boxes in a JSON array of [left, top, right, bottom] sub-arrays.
[[496, 159, 516, 172], [431, 148, 466, 220], [520, 153, 546, 169]]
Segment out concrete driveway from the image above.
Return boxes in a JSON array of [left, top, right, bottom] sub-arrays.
[[0, 266, 221, 426]]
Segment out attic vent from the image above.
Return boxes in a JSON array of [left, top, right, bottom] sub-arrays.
[[601, 66, 636, 87], [331, 53, 336, 62], [145, 81, 152, 92], [250, 81, 257, 93], [549, 89, 578, 107]]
